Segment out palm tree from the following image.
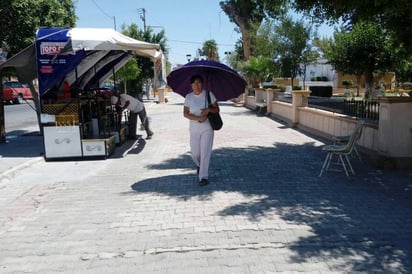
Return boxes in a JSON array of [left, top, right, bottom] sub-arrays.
[[201, 40, 219, 61]]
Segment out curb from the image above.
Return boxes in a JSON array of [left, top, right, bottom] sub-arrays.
[[0, 157, 43, 184]]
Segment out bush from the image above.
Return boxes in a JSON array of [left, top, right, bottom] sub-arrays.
[[262, 84, 279, 89], [401, 82, 412, 90], [315, 76, 328, 81], [342, 80, 353, 88], [309, 86, 333, 97], [293, 85, 302, 90]]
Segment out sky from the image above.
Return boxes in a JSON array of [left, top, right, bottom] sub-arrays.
[[75, 0, 334, 68]]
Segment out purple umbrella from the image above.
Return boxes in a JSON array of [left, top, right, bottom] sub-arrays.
[[166, 60, 247, 101]]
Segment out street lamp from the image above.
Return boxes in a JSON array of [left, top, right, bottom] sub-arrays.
[[186, 54, 192, 62], [224, 51, 231, 64]]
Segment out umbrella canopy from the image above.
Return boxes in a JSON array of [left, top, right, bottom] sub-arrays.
[[167, 60, 247, 101]]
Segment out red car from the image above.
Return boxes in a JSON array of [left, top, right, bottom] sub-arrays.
[[2, 81, 33, 104]]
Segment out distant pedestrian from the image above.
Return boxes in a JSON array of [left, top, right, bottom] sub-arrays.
[[111, 94, 154, 140], [183, 74, 220, 186]]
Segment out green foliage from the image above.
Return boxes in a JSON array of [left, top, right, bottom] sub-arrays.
[[254, 20, 275, 57], [393, 56, 412, 83], [114, 58, 140, 92], [239, 56, 275, 85], [200, 40, 219, 61], [262, 84, 278, 89], [402, 82, 412, 90], [292, 0, 412, 55], [342, 80, 353, 88], [0, 0, 76, 55], [326, 21, 394, 96], [120, 23, 168, 94], [278, 85, 286, 92], [312, 37, 333, 59], [273, 16, 313, 86], [220, 0, 287, 60]]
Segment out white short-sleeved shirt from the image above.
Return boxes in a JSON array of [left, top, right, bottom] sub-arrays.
[[184, 90, 217, 132], [119, 94, 144, 113]]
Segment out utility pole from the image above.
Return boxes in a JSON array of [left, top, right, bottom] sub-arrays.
[[113, 16, 117, 30], [137, 8, 146, 31]]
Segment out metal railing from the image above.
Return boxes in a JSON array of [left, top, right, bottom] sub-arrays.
[[307, 97, 380, 121], [342, 98, 380, 121]]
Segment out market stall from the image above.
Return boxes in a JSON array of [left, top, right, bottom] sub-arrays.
[[35, 27, 162, 160]]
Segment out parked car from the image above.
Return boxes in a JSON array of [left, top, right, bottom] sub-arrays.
[[2, 81, 33, 104]]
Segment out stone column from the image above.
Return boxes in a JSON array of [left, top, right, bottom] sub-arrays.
[[291, 90, 311, 126], [265, 88, 280, 114], [377, 97, 412, 168]]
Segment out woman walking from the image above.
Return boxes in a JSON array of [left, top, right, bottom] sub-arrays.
[[183, 74, 220, 186]]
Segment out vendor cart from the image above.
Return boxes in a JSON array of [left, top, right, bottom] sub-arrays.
[[35, 27, 162, 160]]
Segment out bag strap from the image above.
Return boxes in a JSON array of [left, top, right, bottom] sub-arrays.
[[205, 91, 212, 108]]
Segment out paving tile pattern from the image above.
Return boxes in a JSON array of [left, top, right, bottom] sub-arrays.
[[1, 93, 412, 273]]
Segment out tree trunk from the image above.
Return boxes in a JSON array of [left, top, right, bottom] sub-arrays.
[[364, 71, 374, 98], [220, 2, 253, 61], [241, 27, 251, 61], [356, 75, 362, 97]]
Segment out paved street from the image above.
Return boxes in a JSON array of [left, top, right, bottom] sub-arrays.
[[1, 92, 412, 273]]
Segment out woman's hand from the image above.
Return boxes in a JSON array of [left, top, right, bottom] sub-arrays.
[[198, 114, 208, 123], [200, 108, 210, 116]]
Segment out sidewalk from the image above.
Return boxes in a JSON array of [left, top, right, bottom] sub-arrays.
[[1, 92, 412, 273]]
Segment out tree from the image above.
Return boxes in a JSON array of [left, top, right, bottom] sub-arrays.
[[239, 56, 275, 87], [326, 22, 394, 98], [120, 23, 168, 96], [312, 37, 333, 59], [0, 0, 76, 143], [220, 0, 286, 60], [300, 48, 320, 89], [115, 58, 140, 93], [254, 19, 278, 60], [292, 0, 412, 56], [200, 40, 219, 61], [274, 16, 313, 88], [0, 0, 76, 56], [393, 53, 412, 84]]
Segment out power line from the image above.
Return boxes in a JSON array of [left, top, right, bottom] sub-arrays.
[[91, 0, 116, 30], [168, 39, 235, 47]]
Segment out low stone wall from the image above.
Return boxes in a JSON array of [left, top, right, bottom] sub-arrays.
[[245, 96, 256, 109], [243, 88, 412, 169], [270, 101, 293, 124]]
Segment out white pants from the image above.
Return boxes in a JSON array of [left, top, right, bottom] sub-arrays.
[[190, 128, 214, 180]]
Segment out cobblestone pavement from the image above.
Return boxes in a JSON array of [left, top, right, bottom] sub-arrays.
[[1, 92, 412, 273]]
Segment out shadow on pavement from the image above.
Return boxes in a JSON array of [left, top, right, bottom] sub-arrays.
[[129, 142, 412, 272], [1, 130, 44, 157], [109, 137, 147, 159]]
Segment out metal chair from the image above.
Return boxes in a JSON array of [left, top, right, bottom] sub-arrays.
[[319, 120, 364, 178], [332, 121, 365, 162]]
